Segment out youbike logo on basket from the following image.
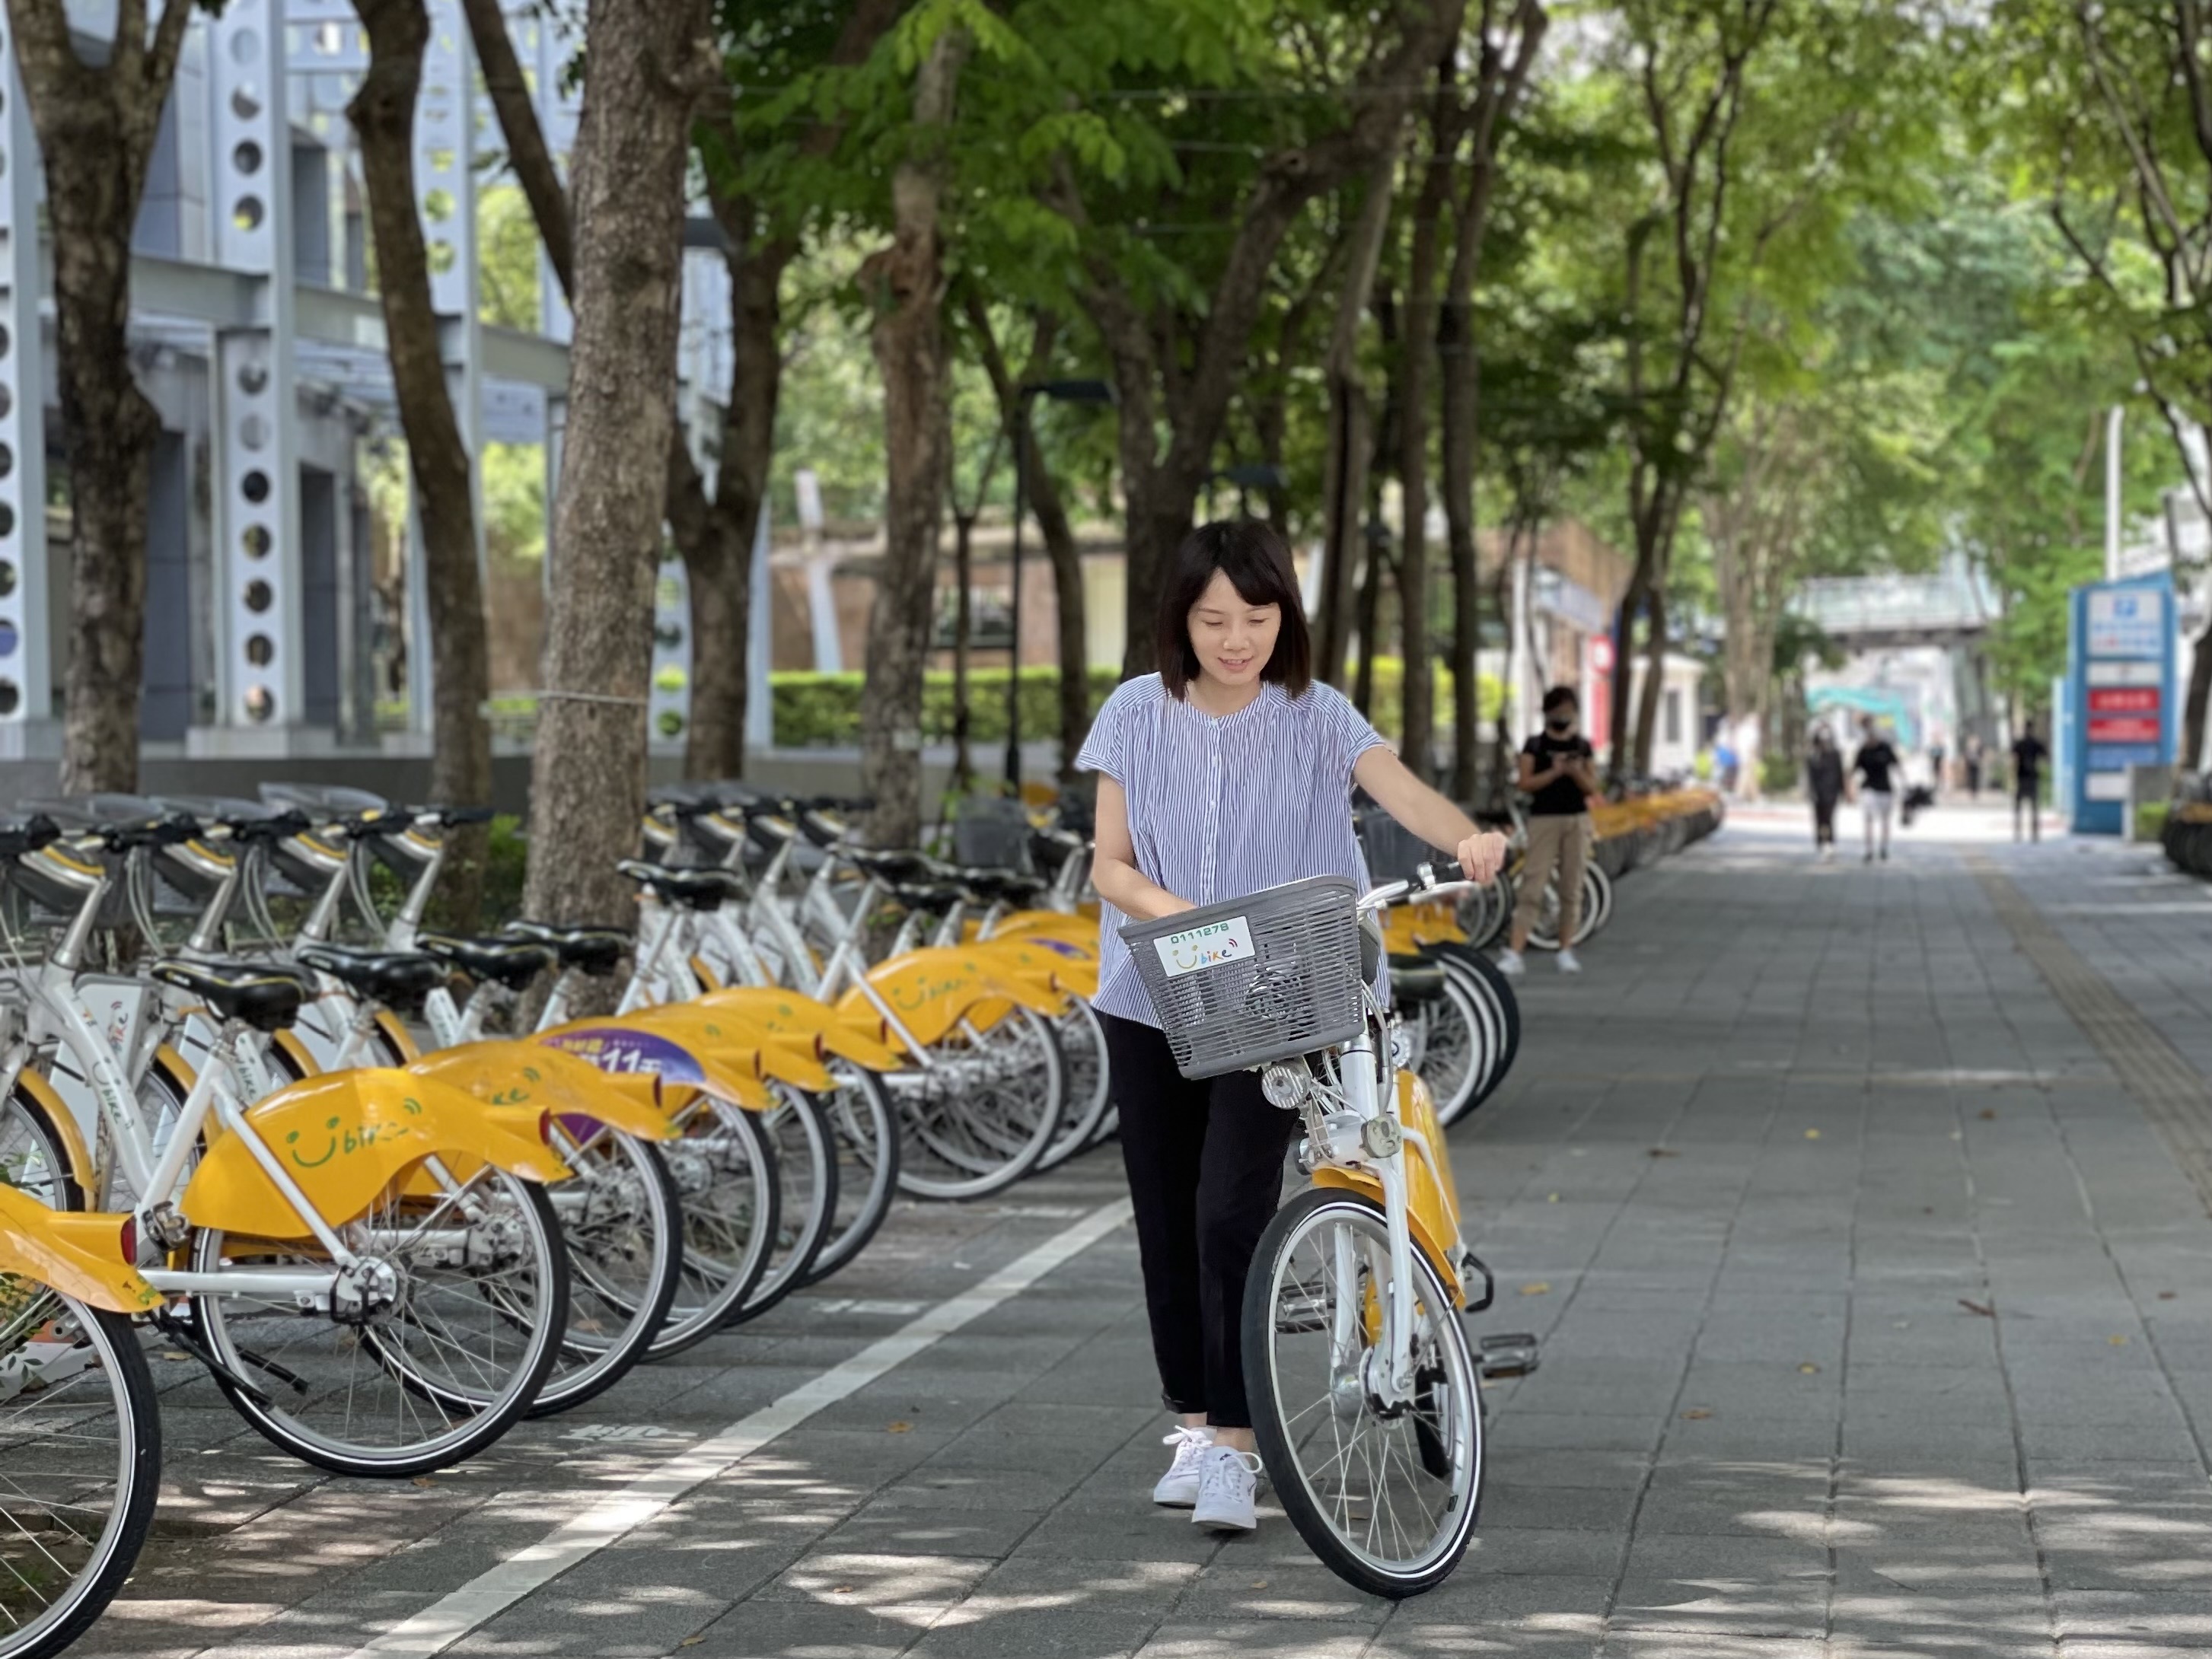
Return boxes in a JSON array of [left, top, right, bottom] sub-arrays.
[[1154, 916, 1254, 979]]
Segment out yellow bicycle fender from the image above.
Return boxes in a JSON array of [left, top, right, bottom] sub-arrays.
[[407, 1042, 678, 1143], [1311, 1167, 1465, 1308], [983, 913, 1098, 951], [537, 1023, 775, 1113], [696, 987, 904, 1072], [624, 1006, 837, 1093], [967, 938, 1098, 998], [11, 1069, 98, 1196], [269, 1029, 322, 1079], [181, 1072, 569, 1238], [687, 954, 725, 992], [0, 1189, 160, 1314], [847, 951, 1069, 1049], [1399, 1069, 1465, 1238], [375, 1010, 423, 1062]]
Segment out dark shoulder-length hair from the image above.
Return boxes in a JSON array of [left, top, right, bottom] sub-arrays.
[[1156, 519, 1314, 700]]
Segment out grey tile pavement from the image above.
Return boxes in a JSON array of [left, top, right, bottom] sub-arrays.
[[59, 804, 2212, 1658]]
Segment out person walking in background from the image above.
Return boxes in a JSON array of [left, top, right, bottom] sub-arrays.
[[1851, 716, 1901, 863], [1964, 734, 1984, 800], [1806, 724, 1844, 861], [2012, 719, 2049, 842], [1928, 738, 1947, 798], [1499, 686, 1598, 977]]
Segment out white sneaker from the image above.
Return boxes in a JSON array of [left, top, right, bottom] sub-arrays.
[[1496, 949, 1525, 977], [1557, 949, 1582, 975], [1152, 1424, 1214, 1508], [1191, 1444, 1263, 1532]]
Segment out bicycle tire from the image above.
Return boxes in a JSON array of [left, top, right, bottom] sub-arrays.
[[798, 1067, 901, 1289], [894, 1005, 1066, 1200], [189, 1173, 569, 1477], [1037, 1002, 1112, 1171], [528, 1130, 684, 1417], [1404, 978, 1482, 1125], [1244, 1187, 1484, 1599], [1426, 947, 1520, 1121], [724, 1085, 836, 1327], [646, 1096, 779, 1361], [0, 1085, 81, 1212], [0, 1300, 162, 1659]]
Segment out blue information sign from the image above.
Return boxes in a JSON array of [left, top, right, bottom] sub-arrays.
[[2067, 573, 2178, 835]]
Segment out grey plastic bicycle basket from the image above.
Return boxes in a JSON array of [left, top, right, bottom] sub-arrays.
[[1120, 874, 1366, 1080]]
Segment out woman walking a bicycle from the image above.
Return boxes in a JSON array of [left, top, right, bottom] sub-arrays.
[[1078, 518, 1508, 1535]]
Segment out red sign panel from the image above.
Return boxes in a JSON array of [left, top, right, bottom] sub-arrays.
[[2089, 687, 2161, 715], [2089, 716, 2163, 744]]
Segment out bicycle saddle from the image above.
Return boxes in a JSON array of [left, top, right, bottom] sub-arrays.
[[295, 941, 450, 1011], [503, 920, 631, 976], [416, 931, 554, 992], [151, 796, 313, 845], [616, 859, 744, 911], [150, 958, 313, 1032], [1388, 954, 1448, 1006], [844, 847, 942, 884], [0, 814, 60, 859], [958, 867, 1049, 906]]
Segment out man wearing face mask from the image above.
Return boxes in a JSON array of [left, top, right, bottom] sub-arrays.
[[1500, 685, 1598, 976]]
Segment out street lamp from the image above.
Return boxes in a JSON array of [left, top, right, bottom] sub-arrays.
[[1006, 377, 1114, 788]]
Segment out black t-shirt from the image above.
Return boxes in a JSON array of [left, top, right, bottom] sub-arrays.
[[2012, 734, 2048, 784], [1522, 732, 1595, 816], [1853, 740, 1900, 793]]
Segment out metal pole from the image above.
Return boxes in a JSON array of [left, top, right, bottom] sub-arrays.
[[2107, 404, 2124, 582], [1003, 392, 1031, 788]]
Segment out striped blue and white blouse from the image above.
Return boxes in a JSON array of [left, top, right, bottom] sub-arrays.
[[1076, 673, 1388, 1027]]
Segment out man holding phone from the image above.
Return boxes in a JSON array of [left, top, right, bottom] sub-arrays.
[[1500, 685, 1598, 977]]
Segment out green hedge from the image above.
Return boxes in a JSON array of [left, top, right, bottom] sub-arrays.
[[770, 661, 1503, 749]]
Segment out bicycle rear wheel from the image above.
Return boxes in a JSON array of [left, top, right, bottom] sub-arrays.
[[529, 1129, 684, 1417], [1037, 1003, 1111, 1170], [646, 1097, 778, 1360], [189, 1170, 569, 1477], [1245, 1187, 1483, 1599], [725, 1087, 835, 1327], [0, 1294, 161, 1659], [0, 1088, 79, 1212], [800, 1068, 900, 1289], [893, 1007, 1066, 1200]]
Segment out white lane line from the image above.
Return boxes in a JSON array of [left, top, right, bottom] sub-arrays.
[[342, 1198, 1135, 1659]]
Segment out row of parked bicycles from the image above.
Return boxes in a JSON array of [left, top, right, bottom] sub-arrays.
[[0, 779, 1541, 1651]]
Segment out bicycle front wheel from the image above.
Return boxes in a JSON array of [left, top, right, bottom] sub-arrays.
[[1245, 1187, 1483, 1599], [530, 1129, 684, 1417], [800, 1067, 900, 1289], [0, 1293, 161, 1659]]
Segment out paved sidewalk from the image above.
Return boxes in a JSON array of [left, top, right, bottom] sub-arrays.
[[69, 807, 2212, 1659]]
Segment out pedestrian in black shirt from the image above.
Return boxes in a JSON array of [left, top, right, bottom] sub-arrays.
[[1963, 734, 1984, 800], [1850, 715, 1901, 863], [2012, 720, 2049, 843], [1806, 724, 1844, 860], [1500, 686, 1598, 977]]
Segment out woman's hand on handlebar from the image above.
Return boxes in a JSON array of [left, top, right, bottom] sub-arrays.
[[1455, 830, 1509, 885]]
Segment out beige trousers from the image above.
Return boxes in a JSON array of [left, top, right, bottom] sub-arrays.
[[1514, 812, 1592, 943]]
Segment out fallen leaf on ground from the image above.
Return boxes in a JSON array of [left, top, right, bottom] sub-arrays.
[[1979, 1108, 1997, 1120], [1249, 1580, 1267, 1589], [1647, 1148, 1679, 1159], [2109, 1335, 2129, 1346], [2159, 1291, 2179, 1301], [887, 1422, 913, 1434], [1804, 1129, 1822, 1140], [680, 1639, 704, 1648], [1519, 1282, 1551, 1296], [1681, 1408, 1713, 1421], [412, 1477, 435, 1489], [1959, 1298, 1995, 1318], [1547, 1193, 1560, 1203], [1799, 1364, 1821, 1374]]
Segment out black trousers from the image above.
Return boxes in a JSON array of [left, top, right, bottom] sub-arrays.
[[1100, 1011, 1297, 1428], [1812, 795, 1838, 845]]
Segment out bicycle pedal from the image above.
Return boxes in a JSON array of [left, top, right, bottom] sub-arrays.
[[1477, 1332, 1540, 1380]]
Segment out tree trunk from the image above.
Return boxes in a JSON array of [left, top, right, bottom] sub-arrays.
[[1634, 585, 1668, 779], [7, 0, 196, 791], [350, 0, 492, 920], [965, 299, 1093, 777], [857, 24, 970, 847], [1398, 132, 1448, 782], [950, 505, 976, 791], [2185, 615, 2212, 772], [521, 0, 716, 943]]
